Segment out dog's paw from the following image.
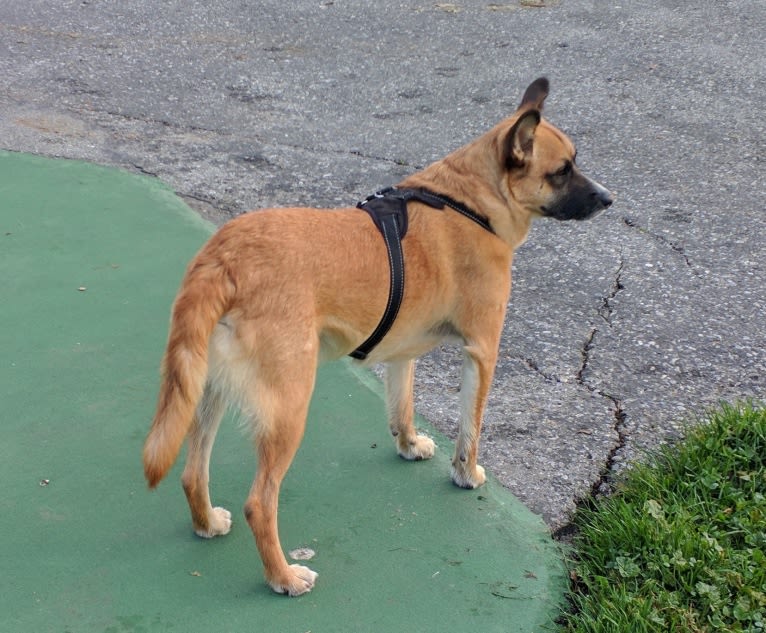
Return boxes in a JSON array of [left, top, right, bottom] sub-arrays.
[[268, 564, 318, 597], [398, 434, 436, 461], [451, 464, 486, 489], [194, 507, 232, 538]]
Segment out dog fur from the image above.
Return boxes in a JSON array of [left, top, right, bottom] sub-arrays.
[[143, 77, 613, 596]]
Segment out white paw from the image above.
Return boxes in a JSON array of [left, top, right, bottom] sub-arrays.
[[398, 434, 436, 461], [451, 464, 486, 489], [194, 507, 232, 538], [268, 564, 318, 597]]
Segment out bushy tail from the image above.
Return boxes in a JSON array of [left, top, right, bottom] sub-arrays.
[[143, 259, 233, 488]]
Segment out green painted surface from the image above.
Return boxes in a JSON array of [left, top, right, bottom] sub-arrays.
[[0, 151, 566, 632]]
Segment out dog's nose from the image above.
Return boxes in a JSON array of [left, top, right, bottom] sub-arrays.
[[591, 183, 614, 209], [598, 190, 614, 208]]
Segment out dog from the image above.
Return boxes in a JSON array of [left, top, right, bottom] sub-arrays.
[[143, 77, 613, 596]]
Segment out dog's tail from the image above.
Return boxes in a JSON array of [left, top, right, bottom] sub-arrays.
[[142, 257, 234, 488]]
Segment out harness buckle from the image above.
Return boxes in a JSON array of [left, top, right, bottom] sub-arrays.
[[358, 187, 397, 207]]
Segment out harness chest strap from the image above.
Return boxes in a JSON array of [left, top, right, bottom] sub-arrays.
[[349, 188, 493, 360]]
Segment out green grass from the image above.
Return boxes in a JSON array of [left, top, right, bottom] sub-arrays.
[[561, 403, 766, 632]]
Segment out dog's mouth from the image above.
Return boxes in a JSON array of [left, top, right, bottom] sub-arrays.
[[542, 201, 611, 222], [580, 205, 609, 221]]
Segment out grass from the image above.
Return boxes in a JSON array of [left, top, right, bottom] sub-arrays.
[[561, 403, 766, 632]]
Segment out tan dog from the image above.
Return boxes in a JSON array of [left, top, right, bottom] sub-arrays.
[[143, 77, 612, 596]]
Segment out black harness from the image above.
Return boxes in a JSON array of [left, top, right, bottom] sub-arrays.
[[349, 187, 494, 360]]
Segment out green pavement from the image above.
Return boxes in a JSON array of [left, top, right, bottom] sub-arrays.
[[0, 151, 567, 632]]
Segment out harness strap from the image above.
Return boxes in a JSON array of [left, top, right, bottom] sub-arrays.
[[349, 187, 493, 360], [412, 189, 493, 234]]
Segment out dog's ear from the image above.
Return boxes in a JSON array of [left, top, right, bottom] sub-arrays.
[[503, 109, 541, 169], [519, 77, 549, 110]]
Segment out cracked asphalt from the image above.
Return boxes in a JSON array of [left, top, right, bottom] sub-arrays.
[[2, 0, 763, 532]]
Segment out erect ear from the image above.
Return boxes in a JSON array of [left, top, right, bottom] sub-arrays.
[[503, 109, 541, 169], [519, 77, 549, 110]]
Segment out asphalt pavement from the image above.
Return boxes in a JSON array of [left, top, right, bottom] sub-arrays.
[[1, 0, 763, 531]]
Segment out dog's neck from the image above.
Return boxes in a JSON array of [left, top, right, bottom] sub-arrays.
[[399, 134, 533, 251]]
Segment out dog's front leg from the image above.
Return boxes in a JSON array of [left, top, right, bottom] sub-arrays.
[[385, 359, 436, 460], [451, 344, 497, 489]]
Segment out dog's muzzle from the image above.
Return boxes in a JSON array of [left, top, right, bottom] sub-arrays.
[[543, 173, 614, 221]]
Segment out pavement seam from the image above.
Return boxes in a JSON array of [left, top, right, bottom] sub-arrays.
[[348, 149, 423, 169], [95, 102, 422, 171], [130, 162, 159, 177], [97, 106, 216, 133], [109, 93, 426, 168]]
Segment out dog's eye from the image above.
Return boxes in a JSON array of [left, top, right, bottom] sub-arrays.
[[550, 161, 572, 180]]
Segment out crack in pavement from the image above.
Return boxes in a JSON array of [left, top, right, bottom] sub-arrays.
[[520, 257, 630, 515], [597, 259, 625, 326], [550, 260, 629, 541], [521, 356, 561, 384], [576, 258, 628, 490], [575, 324, 628, 476], [621, 215, 698, 274], [550, 259, 628, 538]]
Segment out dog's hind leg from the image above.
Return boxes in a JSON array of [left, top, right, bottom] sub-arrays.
[[385, 359, 435, 461], [181, 384, 232, 538], [242, 347, 319, 596]]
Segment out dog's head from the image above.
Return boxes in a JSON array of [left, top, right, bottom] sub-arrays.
[[502, 77, 613, 221]]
